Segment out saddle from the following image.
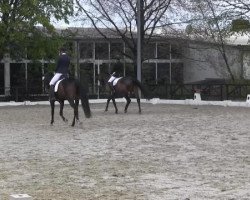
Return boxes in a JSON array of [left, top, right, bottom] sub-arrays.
[[54, 74, 68, 92], [112, 77, 122, 86], [108, 74, 122, 86]]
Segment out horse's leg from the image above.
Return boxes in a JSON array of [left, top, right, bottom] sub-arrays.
[[59, 100, 68, 122], [75, 99, 79, 121], [50, 100, 55, 125], [68, 99, 76, 127], [105, 96, 112, 112], [135, 89, 141, 114], [137, 98, 141, 114], [111, 96, 118, 114], [124, 95, 131, 113]]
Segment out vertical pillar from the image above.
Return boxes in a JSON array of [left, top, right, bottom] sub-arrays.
[[75, 40, 80, 78], [123, 42, 126, 76], [97, 60, 100, 99], [25, 62, 28, 93], [93, 42, 96, 95], [155, 42, 158, 84], [108, 42, 111, 73], [136, 0, 142, 82], [4, 54, 10, 96], [169, 43, 172, 84], [137, 0, 143, 98]]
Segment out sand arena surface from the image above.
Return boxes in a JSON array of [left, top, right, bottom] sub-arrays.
[[0, 103, 249, 200]]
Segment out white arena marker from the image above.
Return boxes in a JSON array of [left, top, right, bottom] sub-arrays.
[[9, 194, 33, 200], [151, 98, 160, 105], [194, 92, 201, 101], [24, 101, 31, 105], [246, 94, 250, 103]]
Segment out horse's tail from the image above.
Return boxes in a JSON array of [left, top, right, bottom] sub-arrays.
[[79, 83, 91, 118], [133, 79, 150, 100]]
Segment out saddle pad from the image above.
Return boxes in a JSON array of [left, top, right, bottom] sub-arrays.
[[108, 76, 116, 83], [54, 79, 64, 92], [113, 77, 122, 86]]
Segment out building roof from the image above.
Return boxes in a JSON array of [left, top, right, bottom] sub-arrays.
[[54, 27, 250, 47], [57, 27, 136, 39]]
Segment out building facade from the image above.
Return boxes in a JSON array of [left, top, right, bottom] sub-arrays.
[[0, 28, 249, 99]]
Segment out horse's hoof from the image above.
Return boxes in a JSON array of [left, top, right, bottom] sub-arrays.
[[124, 110, 127, 113]]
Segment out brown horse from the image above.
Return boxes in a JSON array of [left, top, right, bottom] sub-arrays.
[[43, 72, 91, 126], [104, 73, 148, 114]]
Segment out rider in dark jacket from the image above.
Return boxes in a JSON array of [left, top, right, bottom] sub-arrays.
[[49, 47, 70, 100]]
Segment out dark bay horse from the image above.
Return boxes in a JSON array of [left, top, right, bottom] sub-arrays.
[[43, 72, 91, 126], [104, 73, 148, 114]]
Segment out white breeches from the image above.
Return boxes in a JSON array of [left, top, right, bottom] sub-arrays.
[[49, 73, 62, 86]]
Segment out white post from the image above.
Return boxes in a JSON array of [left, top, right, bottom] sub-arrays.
[[194, 92, 201, 101], [4, 53, 10, 96], [246, 94, 250, 103]]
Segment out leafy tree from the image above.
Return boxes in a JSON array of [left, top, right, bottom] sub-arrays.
[[0, 0, 74, 59]]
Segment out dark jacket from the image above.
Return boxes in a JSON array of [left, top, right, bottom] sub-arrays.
[[55, 54, 70, 74]]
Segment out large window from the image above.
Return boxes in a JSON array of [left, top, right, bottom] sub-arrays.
[[80, 42, 93, 59], [125, 63, 135, 77], [125, 43, 134, 59], [171, 44, 182, 59], [95, 42, 109, 59], [96, 63, 110, 97], [142, 63, 156, 85], [110, 42, 124, 60], [27, 63, 43, 94], [157, 63, 170, 84], [143, 43, 156, 60], [80, 63, 94, 95], [157, 43, 170, 59], [10, 63, 26, 98], [10, 63, 26, 88], [171, 63, 183, 84]]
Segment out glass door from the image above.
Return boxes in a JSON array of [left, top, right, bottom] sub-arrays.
[[79, 63, 95, 98], [95, 61, 110, 98]]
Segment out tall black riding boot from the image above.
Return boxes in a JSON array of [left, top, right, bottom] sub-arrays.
[[49, 85, 55, 101]]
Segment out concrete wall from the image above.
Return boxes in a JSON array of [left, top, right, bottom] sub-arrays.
[[182, 42, 243, 83]]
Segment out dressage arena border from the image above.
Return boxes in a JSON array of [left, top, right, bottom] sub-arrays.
[[1, 98, 250, 107]]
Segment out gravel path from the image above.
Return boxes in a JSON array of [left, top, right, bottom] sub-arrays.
[[0, 103, 249, 200]]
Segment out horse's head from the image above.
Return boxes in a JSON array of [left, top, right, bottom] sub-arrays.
[[43, 72, 54, 90]]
